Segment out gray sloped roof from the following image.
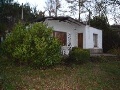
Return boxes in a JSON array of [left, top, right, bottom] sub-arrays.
[[35, 16, 86, 26]]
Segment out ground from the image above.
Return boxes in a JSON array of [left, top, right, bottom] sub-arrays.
[[0, 57, 120, 90]]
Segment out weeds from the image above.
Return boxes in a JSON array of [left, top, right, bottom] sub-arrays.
[[0, 56, 120, 89]]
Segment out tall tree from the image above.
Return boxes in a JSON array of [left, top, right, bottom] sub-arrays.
[[108, 0, 120, 24], [65, 0, 88, 21], [22, 3, 38, 22], [88, 0, 120, 24], [89, 16, 120, 52], [0, 1, 39, 42], [0, 0, 14, 39], [109, 0, 120, 5], [0, 0, 13, 4], [45, 0, 61, 17], [65, 0, 120, 24], [94, 0, 108, 17]]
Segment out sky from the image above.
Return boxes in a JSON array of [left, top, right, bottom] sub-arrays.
[[14, 0, 115, 25], [14, 0, 68, 16], [14, 0, 70, 17], [14, 0, 46, 11]]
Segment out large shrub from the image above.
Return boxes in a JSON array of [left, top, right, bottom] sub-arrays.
[[69, 47, 90, 64], [1, 22, 61, 67]]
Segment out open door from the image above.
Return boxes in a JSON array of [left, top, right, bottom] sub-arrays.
[[78, 33, 83, 48]]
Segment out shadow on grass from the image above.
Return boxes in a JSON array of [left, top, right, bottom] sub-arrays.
[[0, 56, 120, 89]]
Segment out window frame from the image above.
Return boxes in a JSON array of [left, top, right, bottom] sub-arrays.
[[93, 34, 98, 47], [53, 31, 67, 46]]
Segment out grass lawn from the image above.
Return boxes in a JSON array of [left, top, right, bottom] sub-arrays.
[[0, 57, 120, 90]]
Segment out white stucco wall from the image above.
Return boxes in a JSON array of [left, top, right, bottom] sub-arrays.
[[44, 20, 102, 50], [44, 19, 80, 47], [85, 25, 102, 49]]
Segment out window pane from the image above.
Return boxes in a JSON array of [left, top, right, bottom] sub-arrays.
[[93, 34, 98, 47], [53, 31, 67, 46]]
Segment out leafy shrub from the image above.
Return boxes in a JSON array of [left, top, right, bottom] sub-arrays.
[[1, 22, 61, 67], [69, 47, 90, 64]]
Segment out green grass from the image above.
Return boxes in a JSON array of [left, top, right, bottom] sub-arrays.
[[0, 57, 120, 90]]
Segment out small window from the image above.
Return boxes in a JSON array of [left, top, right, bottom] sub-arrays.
[[53, 31, 67, 46], [0, 36, 3, 43], [93, 34, 98, 47], [0, 37, 1, 43]]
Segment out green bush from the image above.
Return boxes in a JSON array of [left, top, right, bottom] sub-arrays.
[[1, 22, 61, 67], [69, 47, 90, 64]]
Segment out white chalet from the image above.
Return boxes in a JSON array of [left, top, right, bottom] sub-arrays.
[[36, 17, 102, 55]]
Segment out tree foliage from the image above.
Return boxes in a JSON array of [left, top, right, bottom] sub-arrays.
[[1, 22, 61, 67], [64, 0, 120, 24], [0, 0, 39, 40], [45, 0, 61, 17], [65, 0, 88, 21], [89, 16, 120, 52], [89, 16, 109, 30], [69, 47, 90, 64]]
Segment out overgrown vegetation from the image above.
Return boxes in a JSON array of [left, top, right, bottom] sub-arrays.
[[1, 22, 61, 67], [0, 56, 120, 89], [108, 48, 120, 56], [0, 0, 40, 41], [68, 47, 90, 64], [89, 16, 120, 52]]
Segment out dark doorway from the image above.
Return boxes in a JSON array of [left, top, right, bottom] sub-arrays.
[[78, 33, 83, 48]]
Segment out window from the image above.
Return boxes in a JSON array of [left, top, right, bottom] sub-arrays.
[[93, 34, 98, 47], [0, 36, 3, 43], [53, 31, 67, 46]]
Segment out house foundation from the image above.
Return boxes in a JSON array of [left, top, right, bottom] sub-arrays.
[[88, 49, 103, 54]]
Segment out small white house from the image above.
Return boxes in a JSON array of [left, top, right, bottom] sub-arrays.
[[36, 17, 102, 54]]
